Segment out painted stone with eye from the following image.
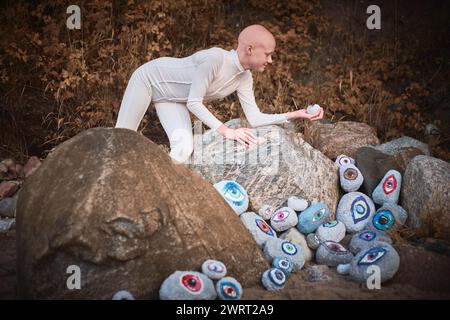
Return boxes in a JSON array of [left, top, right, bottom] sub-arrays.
[[272, 256, 294, 276], [270, 207, 298, 232], [372, 170, 402, 205], [348, 229, 392, 254], [336, 192, 375, 233], [201, 260, 227, 280], [338, 242, 400, 283], [263, 238, 305, 271], [216, 277, 242, 300], [315, 241, 354, 266], [339, 163, 364, 192], [213, 180, 249, 215], [258, 205, 275, 220], [112, 290, 134, 300], [159, 271, 217, 300], [297, 202, 331, 234], [315, 220, 346, 243], [335, 154, 356, 169], [287, 196, 309, 212], [240, 211, 277, 247], [261, 268, 287, 291], [369, 203, 408, 231]]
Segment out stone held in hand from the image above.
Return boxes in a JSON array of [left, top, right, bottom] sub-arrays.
[[297, 202, 331, 234], [287, 196, 308, 212], [201, 260, 227, 280], [369, 203, 408, 232], [263, 238, 305, 271], [307, 104, 321, 115], [372, 170, 402, 205], [261, 268, 287, 291], [315, 241, 354, 266], [347, 242, 400, 284], [216, 277, 242, 300], [270, 207, 298, 232], [336, 192, 376, 233], [159, 271, 217, 300], [339, 163, 364, 192], [240, 211, 278, 247], [315, 220, 346, 243], [335, 154, 355, 168], [348, 229, 392, 254], [258, 205, 275, 220], [112, 290, 135, 300], [214, 180, 249, 215]]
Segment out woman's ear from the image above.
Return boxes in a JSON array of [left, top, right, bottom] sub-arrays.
[[246, 45, 253, 56]]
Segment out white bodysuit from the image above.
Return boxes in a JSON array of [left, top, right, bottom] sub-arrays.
[[115, 47, 290, 163]]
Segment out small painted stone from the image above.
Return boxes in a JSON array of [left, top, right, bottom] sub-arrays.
[[213, 180, 249, 215], [336, 192, 376, 233], [261, 268, 287, 291], [216, 277, 242, 300], [306, 233, 321, 250], [240, 211, 277, 247], [348, 242, 400, 283], [297, 202, 331, 234], [112, 290, 134, 300], [270, 207, 298, 232], [271, 256, 294, 276], [159, 271, 217, 300], [315, 220, 346, 243], [369, 203, 408, 231], [372, 170, 402, 205], [335, 154, 356, 168], [258, 205, 275, 220], [348, 229, 392, 254], [315, 241, 354, 266], [279, 228, 313, 262], [307, 104, 320, 115], [201, 260, 227, 280], [339, 163, 364, 192], [263, 238, 305, 271], [287, 196, 309, 212]]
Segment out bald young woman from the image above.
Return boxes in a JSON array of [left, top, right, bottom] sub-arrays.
[[115, 24, 324, 163]]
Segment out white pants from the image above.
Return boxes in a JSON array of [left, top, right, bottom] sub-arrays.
[[115, 69, 194, 164]]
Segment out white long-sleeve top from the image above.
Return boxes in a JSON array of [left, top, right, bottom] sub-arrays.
[[137, 47, 290, 131]]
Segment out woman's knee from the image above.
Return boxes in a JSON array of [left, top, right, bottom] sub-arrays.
[[168, 128, 194, 164]]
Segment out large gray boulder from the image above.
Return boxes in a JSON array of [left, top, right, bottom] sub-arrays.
[[16, 128, 268, 299], [189, 119, 340, 214], [402, 155, 450, 240]]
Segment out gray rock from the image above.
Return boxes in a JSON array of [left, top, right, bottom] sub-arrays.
[[258, 205, 275, 220], [271, 256, 294, 276], [279, 228, 313, 262], [201, 260, 227, 280], [213, 180, 249, 215], [372, 136, 430, 156], [303, 265, 332, 282], [336, 192, 376, 233], [0, 197, 16, 218], [372, 170, 402, 205], [261, 268, 287, 291], [263, 238, 305, 271], [297, 202, 331, 234], [369, 203, 408, 231], [270, 207, 298, 232], [348, 242, 400, 283], [315, 241, 354, 266], [287, 196, 308, 211], [159, 271, 217, 300], [402, 155, 450, 240], [112, 290, 135, 300], [216, 277, 242, 300], [240, 211, 277, 247], [339, 163, 364, 192], [0, 218, 15, 233], [306, 233, 321, 250], [190, 119, 340, 214], [335, 154, 355, 168], [315, 220, 346, 243], [348, 230, 392, 254]]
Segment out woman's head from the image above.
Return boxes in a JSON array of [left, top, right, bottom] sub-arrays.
[[237, 24, 276, 72]]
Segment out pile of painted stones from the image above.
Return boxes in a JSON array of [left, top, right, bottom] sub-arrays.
[[211, 154, 405, 291]]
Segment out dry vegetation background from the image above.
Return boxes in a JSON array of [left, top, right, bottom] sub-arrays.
[[0, 0, 449, 163]]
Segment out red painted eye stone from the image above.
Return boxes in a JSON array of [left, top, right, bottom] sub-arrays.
[[181, 274, 202, 292], [383, 175, 397, 194]]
